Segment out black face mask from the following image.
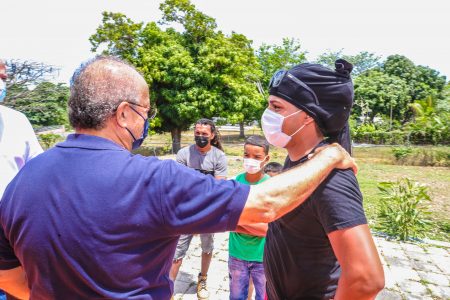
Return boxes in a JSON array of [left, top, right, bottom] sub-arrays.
[[195, 135, 210, 148]]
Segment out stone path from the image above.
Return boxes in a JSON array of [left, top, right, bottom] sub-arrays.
[[172, 233, 450, 300]]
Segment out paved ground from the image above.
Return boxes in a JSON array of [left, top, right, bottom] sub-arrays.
[[172, 233, 450, 300]]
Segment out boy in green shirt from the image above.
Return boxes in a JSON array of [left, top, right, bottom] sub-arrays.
[[229, 135, 270, 300]]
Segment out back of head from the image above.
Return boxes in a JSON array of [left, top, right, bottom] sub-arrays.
[[245, 135, 270, 155], [68, 56, 147, 130], [269, 59, 354, 153], [264, 162, 283, 174]]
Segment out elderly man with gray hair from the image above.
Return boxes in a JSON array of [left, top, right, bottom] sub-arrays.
[[0, 56, 356, 299]]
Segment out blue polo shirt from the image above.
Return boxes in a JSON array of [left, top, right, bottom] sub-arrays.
[[0, 134, 249, 299]]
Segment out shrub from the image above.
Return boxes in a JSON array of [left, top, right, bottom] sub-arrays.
[[38, 133, 63, 150], [391, 146, 413, 162], [377, 178, 431, 241]]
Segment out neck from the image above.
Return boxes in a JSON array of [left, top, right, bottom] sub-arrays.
[[245, 171, 265, 184], [196, 144, 212, 154], [76, 126, 130, 151], [286, 131, 324, 162]]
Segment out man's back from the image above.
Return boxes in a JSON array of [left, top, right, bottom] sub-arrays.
[[0, 134, 248, 299]]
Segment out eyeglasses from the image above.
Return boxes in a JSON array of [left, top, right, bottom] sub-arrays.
[[127, 102, 158, 120], [269, 70, 320, 105]]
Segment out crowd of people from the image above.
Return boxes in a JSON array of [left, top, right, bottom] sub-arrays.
[[0, 56, 384, 300]]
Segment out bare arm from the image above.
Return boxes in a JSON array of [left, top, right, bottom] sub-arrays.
[[235, 223, 268, 237], [238, 143, 356, 225], [329, 225, 385, 300], [0, 266, 30, 299]]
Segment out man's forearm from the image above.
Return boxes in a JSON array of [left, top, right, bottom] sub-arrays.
[[235, 224, 268, 237], [0, 266, 30, 299], [238, 145, 346, 225]]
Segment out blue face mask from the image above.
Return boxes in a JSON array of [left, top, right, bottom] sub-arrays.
[[0, 80, 6, 103], [126, 105, 149, 150]]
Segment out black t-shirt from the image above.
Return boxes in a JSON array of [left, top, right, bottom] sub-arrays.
[[264, 142, 367, 300]]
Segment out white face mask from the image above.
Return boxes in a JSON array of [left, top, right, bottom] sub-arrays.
[[243, 158, 266, 174], [0, 80, 6, 103], [261, 108, 305, 148]]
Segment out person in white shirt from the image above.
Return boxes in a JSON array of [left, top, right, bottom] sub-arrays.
[[0, 59, 43, 198]]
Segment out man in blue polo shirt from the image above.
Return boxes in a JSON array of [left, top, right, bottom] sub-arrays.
[[0, 56, 357, 299]]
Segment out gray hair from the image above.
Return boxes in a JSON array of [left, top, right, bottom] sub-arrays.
[[68, 56, 145, 130]]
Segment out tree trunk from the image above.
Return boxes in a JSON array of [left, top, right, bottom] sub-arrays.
[[171, 128, 182, 154], [239, 122, 245, 139]]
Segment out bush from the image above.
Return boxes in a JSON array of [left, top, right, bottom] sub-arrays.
[[391, 146, 413, 162], [38, 133, 64, 150], [390, 147, 450, 167], [377, 178, 431, 241]]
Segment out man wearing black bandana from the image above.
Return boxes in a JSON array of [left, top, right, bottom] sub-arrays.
[[262, 60, 385, 300], [169, 118, 227, 300]]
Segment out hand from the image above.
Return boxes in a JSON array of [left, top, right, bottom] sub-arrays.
[[309, 143, 358, 175]]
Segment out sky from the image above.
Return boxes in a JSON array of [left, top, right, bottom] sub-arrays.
[[1, 0, 449, 84]]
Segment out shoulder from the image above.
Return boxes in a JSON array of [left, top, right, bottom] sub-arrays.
[[313, 169, 362, 201], [0, 106, 30, 125], [177, 145, 190, 155], [212, 147, 226, 159], [176, 145, 193, 158], [235, 173, 246, 182], [323, 168, 358, 188]]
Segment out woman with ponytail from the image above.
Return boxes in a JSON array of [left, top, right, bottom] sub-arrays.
[[261, 60, 384, 300]]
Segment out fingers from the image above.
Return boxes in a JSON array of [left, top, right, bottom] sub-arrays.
[[308, 145, 329, 160], [351, 160, 358, 175]]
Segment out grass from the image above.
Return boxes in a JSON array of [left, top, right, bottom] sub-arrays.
[[145, 130, 450, 242]]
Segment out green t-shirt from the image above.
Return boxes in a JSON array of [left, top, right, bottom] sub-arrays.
[[229, 172, 270, 262]]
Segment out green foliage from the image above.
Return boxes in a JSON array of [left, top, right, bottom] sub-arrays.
[[391, 146, 413, 161], [316, 50, 381, 76], [38, 133, 64, 150], [406, 97, 449, 145], [6, 82, 69, 127], [90, 1, 263, 152], [354, 70, 411, 123], [382, 55, 447, 102], [256, 38, 307, 92], [394, 148, 450, 167], [377, 178, 432, 240]]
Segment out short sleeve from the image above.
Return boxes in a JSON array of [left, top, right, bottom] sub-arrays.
[[312, 169, 367, 234], [214, 151, 228, 178], [0, 226, 20, 270], [176, 147, 188, 166], [18, 111, 43, 162], [158, 159, 249, 235]]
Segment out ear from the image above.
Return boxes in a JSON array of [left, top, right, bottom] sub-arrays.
[[304, 115, 315, 126], [264, 155, 270, 163], [115, 102, 129, 128]]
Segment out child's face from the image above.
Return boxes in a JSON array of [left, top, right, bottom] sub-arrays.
[[243, 144, 269, 174]]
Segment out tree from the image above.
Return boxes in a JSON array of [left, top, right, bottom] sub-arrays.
[[354, 70, 411, 125], [256, 38, 307, 93], [7, 82, 69, 127], [316, 50, 381, 76], [382, 55, 447, 102], [3, 59, 58, 103], [90, 0, 264, 151]]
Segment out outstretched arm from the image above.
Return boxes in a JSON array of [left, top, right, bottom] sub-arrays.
[[235, 223, 268, 237], [238, 143, 357, 225], [329, 224, 385, 300]]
